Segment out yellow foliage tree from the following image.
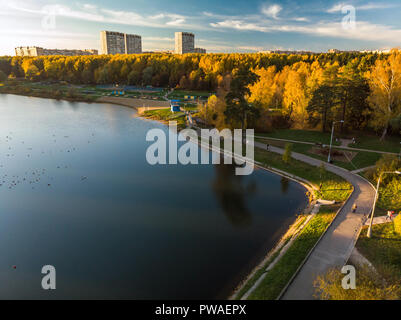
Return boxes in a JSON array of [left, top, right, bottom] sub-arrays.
[[283, 65, 310, 129], [366, 49, 401, 140], [248, 66, 277, 110]]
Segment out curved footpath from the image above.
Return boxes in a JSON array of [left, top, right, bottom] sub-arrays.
[[254, 141, 376, 300]]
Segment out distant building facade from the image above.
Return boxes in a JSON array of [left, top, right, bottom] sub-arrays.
[[124, 34, 142, 54], [259, 50, 315, 55], [100, 31, 125, 54], [100, 31, 142, 55], [328, 49, 360, 54], [15, 47, 98, 57], [193, 48, 207, 54], [174, 32, 206, 54], [175, 32, 195, 54]]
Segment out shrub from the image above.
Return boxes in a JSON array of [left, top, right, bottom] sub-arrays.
[[314, 266, 399, 300], [282, 143, 292, 164], [0, 70, 7, 82], [394, 214, 401, 235]]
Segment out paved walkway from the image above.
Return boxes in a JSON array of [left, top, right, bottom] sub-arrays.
[[351, 165, 376, 174], [254, 141, 376, 300], [255, 135, 399, 155], [364, 214, 398, 226]]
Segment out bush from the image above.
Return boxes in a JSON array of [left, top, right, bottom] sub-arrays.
[[282, 143, 292, 164], [394, 214, 401, 235], [0, 70, 7, 82], [314, 266, 400, 300]]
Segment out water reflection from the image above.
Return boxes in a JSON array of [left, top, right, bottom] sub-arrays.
[[281, 176, 290, 194], [212, 162, 255, 227]]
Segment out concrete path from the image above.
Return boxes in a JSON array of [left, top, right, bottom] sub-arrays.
[[364, 214, 398, 226], [351, 165, 376, 174], [254, 141, 376, 300], [255, 135, 399, 155]]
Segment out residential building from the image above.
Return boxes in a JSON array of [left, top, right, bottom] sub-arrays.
[[100, 31, 125, 55], [259, 50, 315, 55], [175, 32, 195, 54], [124, 34, 142, 54], [193, 48, 207, 54], [100, 31, 142, 55], [15, 47, 98, 57]]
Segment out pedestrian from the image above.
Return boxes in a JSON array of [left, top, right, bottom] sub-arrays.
[[386, 211, 392, 221], [352, 204, 357, 213]]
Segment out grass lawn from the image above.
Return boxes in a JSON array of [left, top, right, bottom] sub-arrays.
[[254, 147, 352, 202], [350, 134, 401, 153], [142, 109, 187, 127], [245, 205, 340, 300], [357, 224, 401, 288], [258, 129, 341, 146], [256, 138, 382, 171]]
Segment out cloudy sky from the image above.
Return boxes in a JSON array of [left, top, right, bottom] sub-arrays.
[[1, 0, 401, 55]]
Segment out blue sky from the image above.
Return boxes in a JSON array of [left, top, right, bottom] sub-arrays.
[[1, 0, 401, 55]]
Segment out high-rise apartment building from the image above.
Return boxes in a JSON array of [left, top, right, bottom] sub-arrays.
[[175, 32, 195, 54], [100, 31, 125, 55], [100, 31, 142, 55], [124, 34, 142, 54]]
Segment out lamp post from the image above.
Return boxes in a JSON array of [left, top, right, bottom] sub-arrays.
[[367, 170, 401, 238], [327, 120, 344, 163], [399, 142, 401, 161]]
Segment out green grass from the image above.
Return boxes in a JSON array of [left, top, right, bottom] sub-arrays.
[[357, 224, 401, 287], [350, 134, 401, 153], [234, 248, 283, 300], [359, 171, 401, 212], [258, 129, 341, 146], [246, 205, 340, 300], [255, 147, 352, 202], [143, 108, 187, 127], [257, 138, 382, 171]]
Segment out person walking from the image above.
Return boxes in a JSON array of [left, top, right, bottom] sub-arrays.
[[352, 204, 357, 213], [386, 210, 394, 221]]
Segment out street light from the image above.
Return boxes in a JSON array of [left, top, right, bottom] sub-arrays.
[[399, 142, 401, 161], [367, 170, 401, 238], [327, 120, 344, 163]]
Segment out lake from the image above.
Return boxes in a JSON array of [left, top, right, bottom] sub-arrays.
[[0, 94, 308, 299]]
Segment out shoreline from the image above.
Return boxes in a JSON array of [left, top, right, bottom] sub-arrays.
[[0, 92, 324, 300]]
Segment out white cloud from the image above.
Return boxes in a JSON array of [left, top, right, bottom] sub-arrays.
[[293, 17, 309, 22], [327, 2, 398, 13], [210, 20, 268, 32], [261, 4, 282, 19], [6, 1, 190, 29], [327, 3, 347, 13]]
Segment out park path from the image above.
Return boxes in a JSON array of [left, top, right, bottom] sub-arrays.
[[254, 135, 399, 155], [253, 141, 376, 300]]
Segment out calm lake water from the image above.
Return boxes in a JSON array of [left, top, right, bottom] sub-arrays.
[[0, 94, 308, 299]]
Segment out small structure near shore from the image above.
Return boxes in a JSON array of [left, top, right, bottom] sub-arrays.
[[170, 100, 181, 112]]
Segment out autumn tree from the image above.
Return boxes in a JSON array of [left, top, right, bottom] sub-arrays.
[[307, 83, 337, 132], [337, 62, 370, 131], [366, 50, 401, 140], [248, 66, 277, 110], [224, 66, 260, 133]]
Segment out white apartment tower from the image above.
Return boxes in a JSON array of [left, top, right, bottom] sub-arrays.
[[175, 32, 195, 54], [100, 31, 142, 55]]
